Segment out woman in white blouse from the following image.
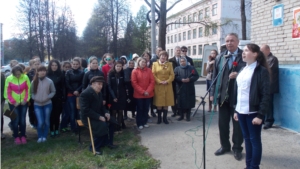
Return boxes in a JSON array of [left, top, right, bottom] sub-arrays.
[[233, 43, 270, 169]]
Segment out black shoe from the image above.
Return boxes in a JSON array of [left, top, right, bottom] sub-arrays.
[[214, 147, 230, 156], [151, 112, 156, 117], [163, 110, 169, 124], [157, 110, 162, 124], [171, 113, 176, 117], [233, 151, 242, 161], [263, 123, 272, 129], [107, 144, 118, 149]]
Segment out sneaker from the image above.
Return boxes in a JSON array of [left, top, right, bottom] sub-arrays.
[[55, 130, 59, 136], [138, 126, 143, 130], [42, 137, 47, 142], [37, 138, 43, 143], [144, 124, 149, 128], [15, 137, 22, 145], [50, 132, 55, 138], [20, 136, 27, 144]]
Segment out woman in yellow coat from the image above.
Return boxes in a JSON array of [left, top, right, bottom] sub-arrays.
[[152, 51, 174, 124]]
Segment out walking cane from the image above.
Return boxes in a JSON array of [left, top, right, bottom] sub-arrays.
[[87, 117, 96, 155]]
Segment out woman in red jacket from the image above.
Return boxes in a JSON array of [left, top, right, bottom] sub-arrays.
[[131, 57, 155, 130]]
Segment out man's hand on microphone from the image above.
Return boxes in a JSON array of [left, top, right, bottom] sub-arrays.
[[229, 72, 238, 79]]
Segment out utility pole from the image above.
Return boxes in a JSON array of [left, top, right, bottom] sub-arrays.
[[150, 0, 156, 56]]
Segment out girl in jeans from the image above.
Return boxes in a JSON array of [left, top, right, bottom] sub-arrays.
[[4, 66, 31, 144], [31, 66, 56, 143], [233, 44, 270, 169], [131, 58, 155, 129]]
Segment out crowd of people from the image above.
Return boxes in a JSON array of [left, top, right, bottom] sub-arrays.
[[1, 32, 278, 169], [0, 46, 200, 154]]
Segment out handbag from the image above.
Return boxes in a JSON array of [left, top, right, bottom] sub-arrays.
[[4, 107, 17, 120]]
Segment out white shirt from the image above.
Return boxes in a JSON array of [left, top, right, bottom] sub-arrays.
[[235, 61, 257, 114]]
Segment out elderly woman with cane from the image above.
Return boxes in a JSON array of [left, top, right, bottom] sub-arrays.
[[174, 57, 199, 121]]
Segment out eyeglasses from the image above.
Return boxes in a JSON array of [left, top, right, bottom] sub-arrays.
[[181, 50, 187, 52], [106, 58, 112, 61]]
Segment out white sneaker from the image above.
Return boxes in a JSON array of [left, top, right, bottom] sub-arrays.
[[37, 138, 43, 143], [144, 124, 149, 128], [42, 137, 47, 142], [138, 126, 143, 130]]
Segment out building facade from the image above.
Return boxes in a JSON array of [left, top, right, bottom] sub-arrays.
[[164, 0, 251, 59], [251, 0, 300, 133]]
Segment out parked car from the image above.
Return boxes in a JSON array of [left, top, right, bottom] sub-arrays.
[[1, 64, 11, 73]]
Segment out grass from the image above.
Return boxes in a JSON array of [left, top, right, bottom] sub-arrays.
[[1, 121, 160, 169]]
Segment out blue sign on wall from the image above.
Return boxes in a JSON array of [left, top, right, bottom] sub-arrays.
[[273, 4, 284, 27]]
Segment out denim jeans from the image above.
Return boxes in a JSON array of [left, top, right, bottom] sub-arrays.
[[9, 103, 28, 138], [67, 96, 78, 131], [238, 113, 262, 169], [136, 98, 150, 127], [34, 103, 52, 138]]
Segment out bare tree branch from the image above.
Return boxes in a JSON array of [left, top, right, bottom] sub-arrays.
[[167, 0, 181, 12]]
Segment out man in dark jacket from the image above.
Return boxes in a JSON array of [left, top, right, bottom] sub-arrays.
[[260, 44, 279, 129], [80, 76, 117, 155], [169, 46, 182, 116], [151, 47, 162, 62], [180, 46, 194, 66], [210, 33, 246, 161]]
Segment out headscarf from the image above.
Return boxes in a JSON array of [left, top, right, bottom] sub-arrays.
[[179, 57, 188, 69]]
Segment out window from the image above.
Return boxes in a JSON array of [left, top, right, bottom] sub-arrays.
[[171, 49, 173, 57], [212, 43, 217, 46], [183, 32, 186, 40], [183, 16, 186, 26], [167, 49, 169, 54], [193, 45, 196, 55], [175, 34, 177, 43], [198, 45, 203, 55], [167, 36, 170, 44], [193, 29, 196, 39], [171, 35, 173, 43], [170, 24, 173, 30], [193, 13, 197, 22], [179, 18, 182, 28], [188, 15, 192, 22], [198, 10, 203, 21], [178, 33, 181, 42], [198, 27, 203, 37], [188, 46, 191, 56], [205, 7, 210, 18], [212, 4, 217, 16], [212, 25, 217, 35], [188, 30, 191, 40], [204, 25, 209, 36]]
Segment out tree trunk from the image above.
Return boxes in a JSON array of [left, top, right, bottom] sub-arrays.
[[159, 0, 166, 50], [241, 0, 247, 40]]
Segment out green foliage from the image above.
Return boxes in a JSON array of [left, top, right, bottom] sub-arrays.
[[3, 38, 31, 63]]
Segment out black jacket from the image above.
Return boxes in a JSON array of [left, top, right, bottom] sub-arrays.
[[65, 68, 84, 94], [27, 69, 36, 82], [234, 64, 270, 119], [267, 53, 279, 94], [169, 56, 181, 71], [80, 86, 108, 137], [82, 69, 106, 99], [210, 49, 246, 106], [174, 65, 199, 109], [47, 71, 65, 101], [107, 71, 127, 110]]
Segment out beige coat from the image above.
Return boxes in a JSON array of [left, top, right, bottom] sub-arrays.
[[152, 61, 174, 106]]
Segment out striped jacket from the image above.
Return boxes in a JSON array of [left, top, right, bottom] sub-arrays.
[[4, 74, 31, 105]]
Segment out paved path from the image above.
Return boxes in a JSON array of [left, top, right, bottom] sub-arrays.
[[139, 83, 300, 169]]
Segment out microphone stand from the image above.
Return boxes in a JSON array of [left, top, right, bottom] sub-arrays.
[[191, 56, 230, 169]]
